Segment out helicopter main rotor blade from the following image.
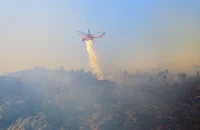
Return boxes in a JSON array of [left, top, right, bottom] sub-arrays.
[[91, 32, 105, 35], [77, 30, 88, 35], [77, 33, 86, 35]]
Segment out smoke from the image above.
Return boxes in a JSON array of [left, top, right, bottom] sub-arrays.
[[86, 40, 104, 80]]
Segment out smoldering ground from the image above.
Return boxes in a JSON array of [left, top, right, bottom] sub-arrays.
[[0, 66, 200, 130]]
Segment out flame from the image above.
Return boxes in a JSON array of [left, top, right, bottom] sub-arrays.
[[86, 40, 103, 80]]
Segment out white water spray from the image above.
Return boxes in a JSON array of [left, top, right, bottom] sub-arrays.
[[86, 40, 103, 80]]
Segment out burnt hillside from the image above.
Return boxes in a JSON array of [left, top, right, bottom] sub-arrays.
[[0, 68, 200, 130]]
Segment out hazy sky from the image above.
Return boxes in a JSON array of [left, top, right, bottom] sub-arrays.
[[0, 0, 200, 74]]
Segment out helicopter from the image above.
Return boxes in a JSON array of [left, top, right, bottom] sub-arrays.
[[77, 29, 105, 41]]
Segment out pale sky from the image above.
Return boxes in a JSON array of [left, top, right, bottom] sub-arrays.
[[0, 0, 200, 74]]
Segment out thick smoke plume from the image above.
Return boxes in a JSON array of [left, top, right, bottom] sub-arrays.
[[86, 40, 103, 80]]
